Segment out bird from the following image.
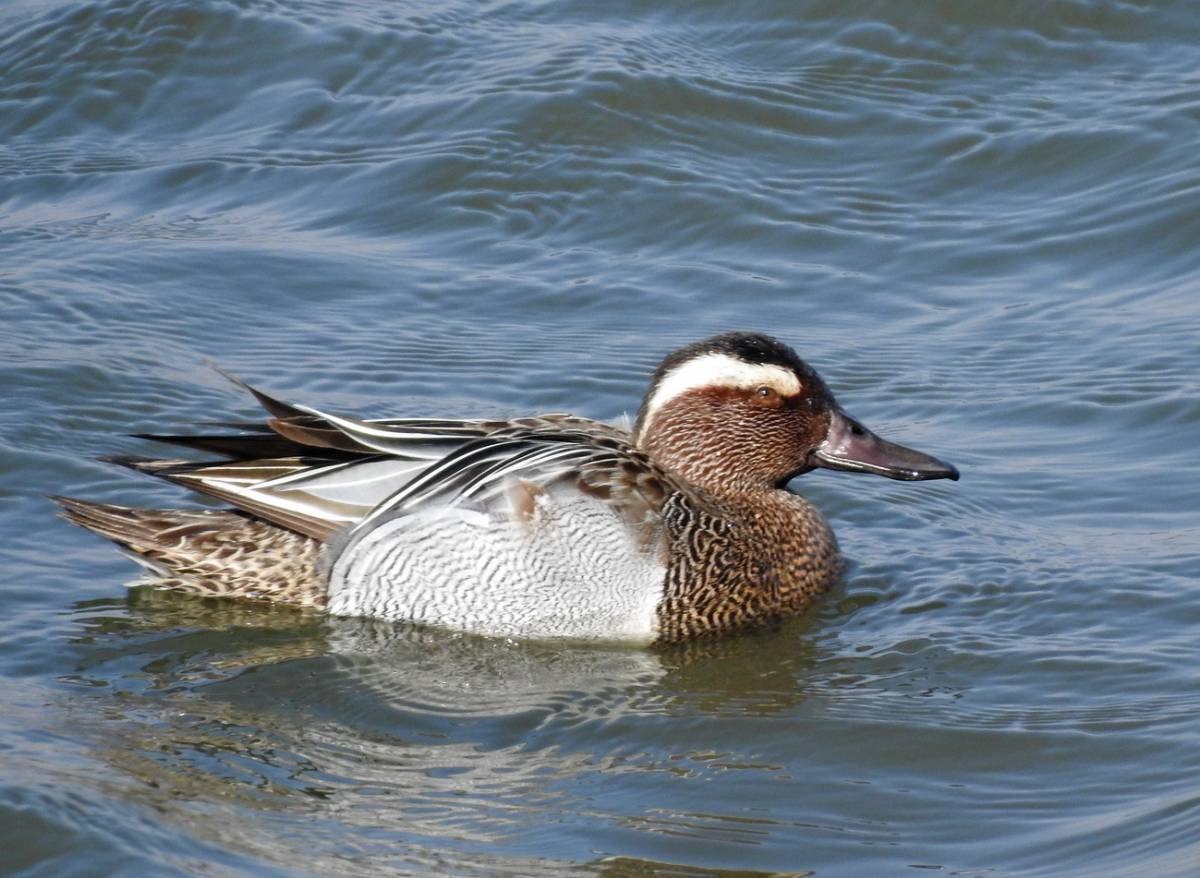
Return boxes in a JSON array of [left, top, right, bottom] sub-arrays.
[[55, 331, 958, 643]]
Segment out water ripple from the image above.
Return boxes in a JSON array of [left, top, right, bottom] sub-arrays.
[[3, 0, 1200, 875]]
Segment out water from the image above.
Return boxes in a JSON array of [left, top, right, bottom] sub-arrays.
[[2, 1, 1198, 875]]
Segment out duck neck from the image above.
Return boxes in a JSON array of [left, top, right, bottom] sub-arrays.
[[635, 425, 778, 499]]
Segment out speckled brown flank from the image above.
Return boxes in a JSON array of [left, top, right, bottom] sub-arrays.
[[54, 497, 326, 608]]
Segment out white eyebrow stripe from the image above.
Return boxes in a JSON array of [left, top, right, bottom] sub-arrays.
[[639, 353, 801, 434]]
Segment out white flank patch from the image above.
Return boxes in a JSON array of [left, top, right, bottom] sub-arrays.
[[640, 353, 801, 434], [327, 489, 664, 642]]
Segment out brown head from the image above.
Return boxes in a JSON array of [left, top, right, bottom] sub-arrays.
[[632, 332, 959, 495]]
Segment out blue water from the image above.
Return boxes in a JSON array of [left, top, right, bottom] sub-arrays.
[[2, 1, 1198, 875]]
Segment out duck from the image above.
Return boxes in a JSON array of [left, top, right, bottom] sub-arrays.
[[55, 331, 958, 643]]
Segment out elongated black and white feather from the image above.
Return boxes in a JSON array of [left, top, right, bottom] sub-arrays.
[[120, 377, 682, 552]]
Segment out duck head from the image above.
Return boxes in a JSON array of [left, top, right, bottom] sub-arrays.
[[633, 332, 959, 493]]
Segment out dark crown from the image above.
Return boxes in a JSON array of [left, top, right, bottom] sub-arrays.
[[634, 332, 826, 437]]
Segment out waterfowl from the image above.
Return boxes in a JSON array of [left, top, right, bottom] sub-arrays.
[[56, 332, 958, 643]]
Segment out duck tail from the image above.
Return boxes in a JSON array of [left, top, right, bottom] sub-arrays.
[[51, 496, 327, 607], [52, 495, 175, 554]]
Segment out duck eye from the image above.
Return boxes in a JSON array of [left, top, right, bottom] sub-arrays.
[[756, 386, 775, 399]]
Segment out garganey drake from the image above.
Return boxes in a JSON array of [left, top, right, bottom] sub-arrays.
[[56, 332, 958, 643]]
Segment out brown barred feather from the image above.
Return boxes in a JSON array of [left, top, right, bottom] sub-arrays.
[[53, 496, 326, 607]]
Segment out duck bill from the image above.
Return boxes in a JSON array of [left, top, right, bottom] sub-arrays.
[[811, 410, 959, 482]]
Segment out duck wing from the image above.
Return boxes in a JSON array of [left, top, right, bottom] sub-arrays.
[[138, 373, 628, 460], [341, 426, 676, 539], [123, 378, 655, 543]]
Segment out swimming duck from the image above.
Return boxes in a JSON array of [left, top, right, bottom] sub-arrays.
[[56, 332, 958, 643]]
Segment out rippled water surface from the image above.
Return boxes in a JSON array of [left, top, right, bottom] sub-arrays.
[[2, 1, 1199, 875]]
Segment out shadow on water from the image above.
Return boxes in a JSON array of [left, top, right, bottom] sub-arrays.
[[69, 585, 831, 708], [53, 585, 835, 874]]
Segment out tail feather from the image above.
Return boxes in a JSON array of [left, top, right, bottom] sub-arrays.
[[53, 496, 327, 607], [52, 495, 174, 552]]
